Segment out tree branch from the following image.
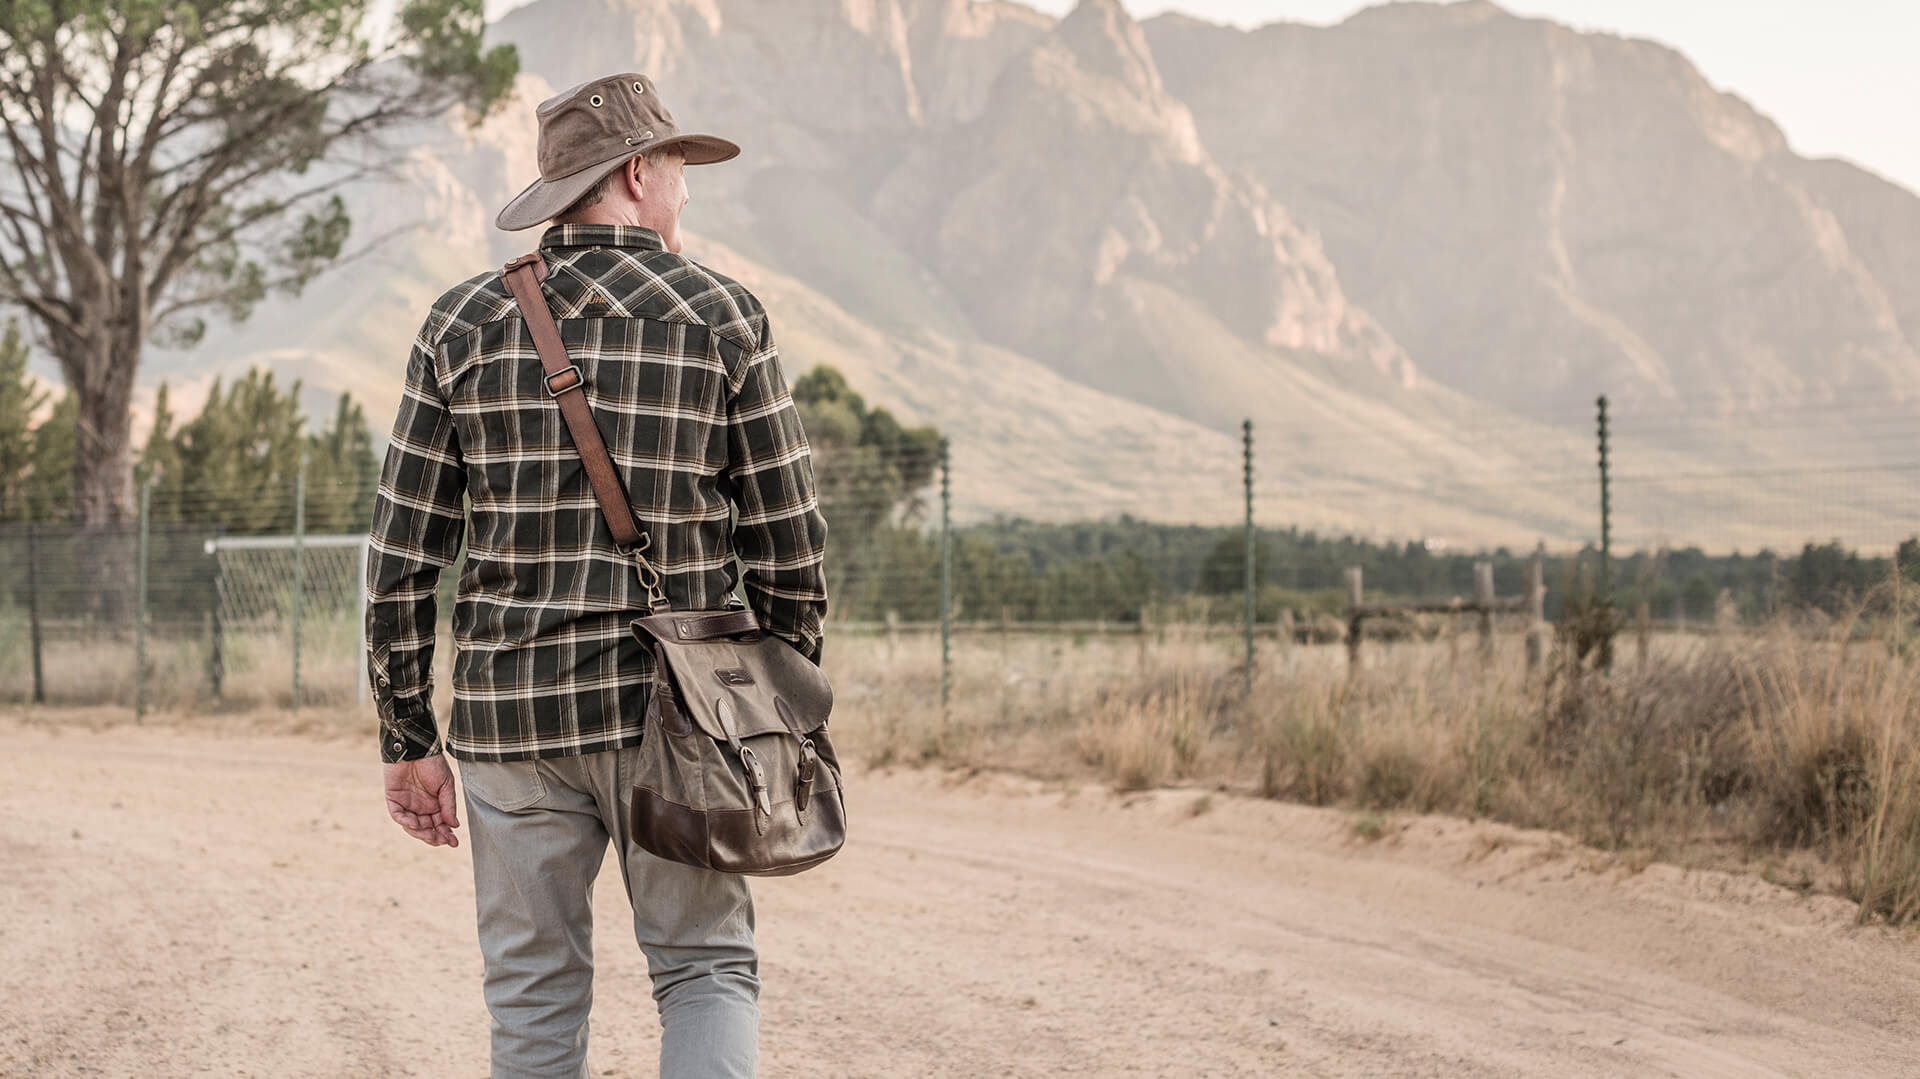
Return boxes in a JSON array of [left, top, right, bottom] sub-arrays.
[[150, 217, 419, 327], [146, 164, 383, 303]]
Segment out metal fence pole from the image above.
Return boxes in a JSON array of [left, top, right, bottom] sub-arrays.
[[292, 453, 307, 709], [939, 437, 952, 721], [355, 536, 371, 705], [135, 481, 152, 723], [27, 523, 45, 705], [209, 526, 225, 699], [1242, 418, 1255, 700], [1596, 394, 1614, 670], [1474, 560, 1495, 660]]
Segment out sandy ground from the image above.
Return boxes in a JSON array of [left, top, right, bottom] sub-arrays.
[[3, 713, 1919, 1079]]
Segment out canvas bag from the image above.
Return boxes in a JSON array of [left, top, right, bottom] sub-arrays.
[[500, 251, 846, 876]]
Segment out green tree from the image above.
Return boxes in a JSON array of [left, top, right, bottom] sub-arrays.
[[1197, 528, 1271, 595], [139, 367, 376, 533], [0, 318, 44, 517], [0, 0, 516, 525], [791, 364, 942, 618], [304, 390, 379, 532], [23, 392, 75, 521], [145, 368, 304, 532], [0, 320, 75, 521]]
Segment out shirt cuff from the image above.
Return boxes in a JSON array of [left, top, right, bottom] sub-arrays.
[[379, 708, 440, 763]]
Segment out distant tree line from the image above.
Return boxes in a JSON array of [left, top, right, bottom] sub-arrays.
[[5, 333, 1910, 624], [816, 515, 1920, 628], [1, 323, 376, 533]]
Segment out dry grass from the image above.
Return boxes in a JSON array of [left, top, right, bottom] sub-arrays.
[[9, 601, 1917, 924], [829, 614, 1920, 925], [0, 610, 373, 711]]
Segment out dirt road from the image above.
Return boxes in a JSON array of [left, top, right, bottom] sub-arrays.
[[3, 715, 1917, 1078]]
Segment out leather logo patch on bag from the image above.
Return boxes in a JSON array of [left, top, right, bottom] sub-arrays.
[[715, 667, 755, 686]]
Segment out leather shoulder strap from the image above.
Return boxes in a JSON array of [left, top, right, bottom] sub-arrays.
[[500, 251, 643, 552]]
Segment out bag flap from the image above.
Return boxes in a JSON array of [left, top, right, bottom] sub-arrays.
[[632, 618, 833, 743], [632, 608, 761, 644]]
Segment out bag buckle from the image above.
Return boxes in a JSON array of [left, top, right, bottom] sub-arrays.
[[545, 365, 584, 397]]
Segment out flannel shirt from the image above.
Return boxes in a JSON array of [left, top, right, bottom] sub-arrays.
[[366, 223, 828, 763]]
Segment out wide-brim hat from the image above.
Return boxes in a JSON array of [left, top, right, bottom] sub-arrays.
[[495, 72, 740, 232]]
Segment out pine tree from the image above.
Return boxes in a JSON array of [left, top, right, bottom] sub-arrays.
[[306, 392, 379, 533], [23, 393, 75, 522], [0, 319, 45, 519], [136, 367, 378, 534]]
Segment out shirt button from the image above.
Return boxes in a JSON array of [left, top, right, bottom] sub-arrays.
[[392, 742, 405, 755]]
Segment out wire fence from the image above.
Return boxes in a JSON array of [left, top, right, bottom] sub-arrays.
[[1, 395, 1916, 713]]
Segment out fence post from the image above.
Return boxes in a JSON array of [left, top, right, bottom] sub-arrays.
[[1474, 561, 1495, 659], [1636, 599, 1651, 666], [135, 481, 152, 723], [27, 523, 46, 705], [292, 452, 307, 710], [209, 528, 226, 700], [355, 536, 371, 705], [1344, 566, 1364, 675], [1596, 394, 1614, 670], [1526, 557, 1548, 671], [1242, 418, 1255, 700], [939, 437, 951, 721], [1895, 548, 1905, 656]]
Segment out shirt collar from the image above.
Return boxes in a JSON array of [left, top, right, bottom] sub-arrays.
[[537, 223, 666, 253]]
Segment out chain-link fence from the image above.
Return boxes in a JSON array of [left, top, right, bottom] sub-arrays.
[[2, 394, 1915, 713]]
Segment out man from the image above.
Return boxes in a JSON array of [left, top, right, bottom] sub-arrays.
[[366, 72, 827, 1079]]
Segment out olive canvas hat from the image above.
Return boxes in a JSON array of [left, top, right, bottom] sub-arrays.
[[495, 72, 740, 232]]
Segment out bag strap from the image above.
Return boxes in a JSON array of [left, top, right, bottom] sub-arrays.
[[501, 251, 668, 611]]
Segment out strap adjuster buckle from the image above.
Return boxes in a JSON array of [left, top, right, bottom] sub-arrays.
[[545, 365, 584, 397]]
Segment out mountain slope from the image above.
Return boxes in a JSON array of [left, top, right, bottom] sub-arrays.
[[135, 0, 1920, 549], [1143, 1, 1920, 418]]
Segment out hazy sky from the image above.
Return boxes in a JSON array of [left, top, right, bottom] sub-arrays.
[[1025, 0, 1919, 194]]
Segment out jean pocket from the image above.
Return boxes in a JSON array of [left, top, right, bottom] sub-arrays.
[[457, 759, 547, 812]]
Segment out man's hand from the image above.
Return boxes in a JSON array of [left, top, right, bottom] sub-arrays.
[[384, 754, 461, 847]]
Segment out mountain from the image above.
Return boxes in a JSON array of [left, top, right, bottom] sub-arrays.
[[143, 0, 1920, 550], [1142, 0, 1920, 419]]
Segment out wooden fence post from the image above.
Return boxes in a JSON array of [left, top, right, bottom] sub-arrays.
[[1526, 557, 1548, 671], [1344, 566, 1364, 675], [1636, 599, 1651, 667], [1474, 561, 1495, 660]]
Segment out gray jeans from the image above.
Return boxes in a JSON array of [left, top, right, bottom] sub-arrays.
[[459, 748, 758, 1079]]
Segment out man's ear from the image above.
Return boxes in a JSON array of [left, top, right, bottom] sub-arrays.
[[622, 156, 646, 202]]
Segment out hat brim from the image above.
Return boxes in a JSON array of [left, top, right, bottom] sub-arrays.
[[494, 133, 742, 232]]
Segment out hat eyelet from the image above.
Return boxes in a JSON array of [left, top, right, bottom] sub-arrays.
[[589, 94, 603, 108], [644, 130, 654, 140], [624, 137, 634, 146], [633, 81, 645, 94]]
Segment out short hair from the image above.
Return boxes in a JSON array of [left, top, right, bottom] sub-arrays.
[[555, 147, 678, 221]]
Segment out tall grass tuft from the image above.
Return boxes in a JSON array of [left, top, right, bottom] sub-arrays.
[[825, 598, 1920, 925]]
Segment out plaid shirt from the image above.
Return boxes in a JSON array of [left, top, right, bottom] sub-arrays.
[[367, 223, 828, 763]]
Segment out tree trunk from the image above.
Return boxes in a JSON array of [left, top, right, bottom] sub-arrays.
[[56, 330, 139, 527], [73, 380, 134, 526]]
